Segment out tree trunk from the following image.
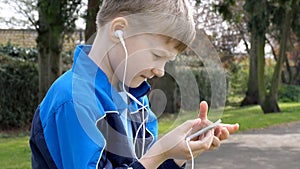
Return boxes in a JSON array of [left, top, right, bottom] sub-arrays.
[[257, 35, 266, 105], [241, 28, 259, 106], [282, 53, 292, 84], [37, 37, 50, 101], [37, 1, 63, 101], [293, 64, 300, 85], [85, 0, 102, 43], [262, 10, 292, 113], [37, 31, 63, 101]]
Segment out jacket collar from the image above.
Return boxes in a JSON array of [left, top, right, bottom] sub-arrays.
[[72, 45, 151, 112]]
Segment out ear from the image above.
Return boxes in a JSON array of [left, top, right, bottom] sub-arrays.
[[109, 17, 128, 42]]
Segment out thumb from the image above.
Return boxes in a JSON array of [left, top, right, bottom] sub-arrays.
[[176, 118, 202, 134], [199, 101, 208, 120]]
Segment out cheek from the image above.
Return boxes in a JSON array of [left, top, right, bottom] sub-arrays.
[[125, 58, 145, 79], [109, 46, 124, 70], [127, 52, 154, 73]]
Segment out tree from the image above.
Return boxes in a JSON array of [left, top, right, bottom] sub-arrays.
[[2, 0, 82, 101], [205, 0, 261, 106], [261, 0, 300, 113], [194, 0, 247, 58], [37, 0, 81, 100], [244, 0, 271, 112], [220, 0, 300, 113], [280, 1, 300, 85], [84, 0, 102, 41]]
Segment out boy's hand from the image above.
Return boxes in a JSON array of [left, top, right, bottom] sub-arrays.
[[140, 118, 214, 168], [198, 101, 239, 148]]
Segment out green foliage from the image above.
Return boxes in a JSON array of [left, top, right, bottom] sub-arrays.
[[0, 45, 38, 130], [291, 0, 300, 38], [193, 68, 229, 108], [174, 66, 229, 109], [0, 42, 38, 62], [0, 43, 74, 130], [244, 0, 271, 36], [213, 0, 237, 21], [175, 54, 229, 111], [226, 57, 276, 106], [38, 0, 82, 33], [278, 84, 300, 102], [226, 58, 249, 105]]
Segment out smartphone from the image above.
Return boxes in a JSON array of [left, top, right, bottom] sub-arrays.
[[186, 119, 222, 141]]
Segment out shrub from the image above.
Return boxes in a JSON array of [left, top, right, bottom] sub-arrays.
[[0, 43, 74, 130], [0, 54, 39, 130], [0, 42, 38, 62], [226, 57, 249, 106], [278, 84, 300, 102], [149, 63, 229, 116]]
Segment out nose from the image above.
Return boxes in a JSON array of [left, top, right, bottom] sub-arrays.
[[152, 68, 165, 77]]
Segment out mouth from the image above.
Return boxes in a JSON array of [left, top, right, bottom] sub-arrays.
[[141, 75, 148, 79], [141, 75, 153, 79]]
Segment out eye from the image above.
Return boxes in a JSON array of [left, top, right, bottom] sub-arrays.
[[152, 53, 162, 59]]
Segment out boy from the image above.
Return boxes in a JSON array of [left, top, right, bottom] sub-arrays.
[[30, 0, 239, 168]]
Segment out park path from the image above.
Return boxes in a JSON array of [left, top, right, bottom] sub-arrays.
[[186, 121, 300, 169]]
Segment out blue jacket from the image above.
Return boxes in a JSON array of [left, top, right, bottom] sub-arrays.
[[30, 45, 184, 169]]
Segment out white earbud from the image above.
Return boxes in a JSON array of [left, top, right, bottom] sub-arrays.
[[114, 30, 124, 39]]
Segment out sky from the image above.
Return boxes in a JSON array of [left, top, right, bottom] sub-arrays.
[[0, 0, 87, 29]]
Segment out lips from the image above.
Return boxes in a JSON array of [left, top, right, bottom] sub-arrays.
[[141, 75, 148, 79], [141, 74, 154, 79]]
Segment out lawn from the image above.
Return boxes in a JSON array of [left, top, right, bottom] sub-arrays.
[[158, 102, 300, 134], [0, 102, 300, 169], [0, 135, 31, 169]]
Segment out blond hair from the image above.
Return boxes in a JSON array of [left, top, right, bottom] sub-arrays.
[[96, 0, 196, 52]]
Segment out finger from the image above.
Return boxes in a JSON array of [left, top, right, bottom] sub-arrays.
[[209, 136, 220, 150], [177, 118, 202, 134], [189, 130, 213, 151], [189, 119, 216, 141], [219, 127, 230, 141], [221, 123, 240, 134], [198, 101, 208, 120], [188, 120, 205, 141], [214, 125, 222, 137]]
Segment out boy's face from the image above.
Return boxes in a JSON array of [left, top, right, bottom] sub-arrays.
[[109, 34, 179, 88]]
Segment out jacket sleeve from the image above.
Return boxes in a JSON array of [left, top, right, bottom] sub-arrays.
[[51, 101, 105, 169], [52, 101, 184, 169], [52, 101, 150, 169]]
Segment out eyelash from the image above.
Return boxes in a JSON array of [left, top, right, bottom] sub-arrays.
[[153, 54, 161, 59], [153, 53, 174, 62]]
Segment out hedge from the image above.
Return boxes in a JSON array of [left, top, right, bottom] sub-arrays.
[[0, 54, 38, 130]]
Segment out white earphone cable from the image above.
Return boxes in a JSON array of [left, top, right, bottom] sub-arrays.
[[185, 137, 194, 169], [141, 98, 146, 156], [117, 32, 148, 159], [118, 31, 196, 166]]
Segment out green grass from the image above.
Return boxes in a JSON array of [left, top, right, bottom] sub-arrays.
[[158, 102, 300, 134], [0, 102, 299, 169], [0, 136, 31, 169]]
